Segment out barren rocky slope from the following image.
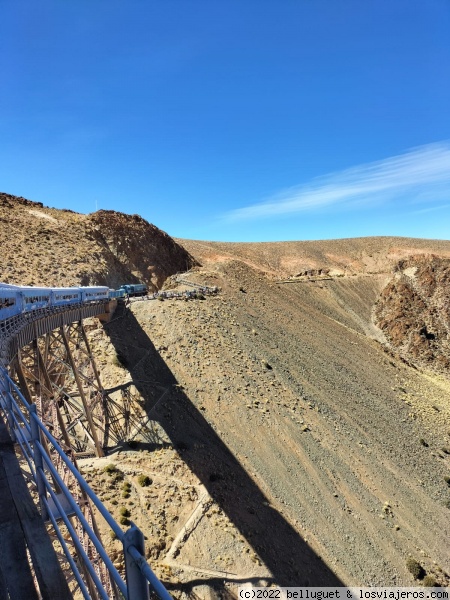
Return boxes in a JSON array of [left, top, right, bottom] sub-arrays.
[[375, 254, 450, 372], [1, 193, 450, 595], [177, 237, 450, 279], [0, 192, 197, 289], [96, 258, 450, 593]]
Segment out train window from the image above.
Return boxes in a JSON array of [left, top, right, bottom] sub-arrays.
[[55, 293, 78, 300], [24, 295, 49, 303], [0, 297, 15, 307]]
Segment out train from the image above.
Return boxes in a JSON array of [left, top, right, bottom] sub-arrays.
[[0, 283, 146, 323], [118, 283, 148, 297]]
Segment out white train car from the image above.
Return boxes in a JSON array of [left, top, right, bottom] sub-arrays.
[[50, 288, 82, 307], [81, 287, 109, 302], [20, 287, 52, 312], [0, 284, 111, 326], [0, 286, 21, 320]]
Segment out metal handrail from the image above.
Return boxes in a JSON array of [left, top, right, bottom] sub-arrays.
[[0, 294, 173, 600], [35, 415, 125, 542], [43, 482, 111, 600], [46, 500, 93, 599], [1, 370, 173, 600], [38, 454, 127, 597], [4, 374, 119, 526], [0, 370, 125, 598]]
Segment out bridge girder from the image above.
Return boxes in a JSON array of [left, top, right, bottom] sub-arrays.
[[10, 320, 145, 458]]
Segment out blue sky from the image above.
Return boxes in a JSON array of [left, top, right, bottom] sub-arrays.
[[1, 1, 450, 241]]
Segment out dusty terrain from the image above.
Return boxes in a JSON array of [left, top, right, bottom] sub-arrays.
[[0, 192, 196, 289], [82, 243, 450, 595], [177, 236, 450, 279], [1, 193, 450, 595]]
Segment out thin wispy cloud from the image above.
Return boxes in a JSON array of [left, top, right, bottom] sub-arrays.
[[224, 142, 450, 222], [412, 203, 450, 215]]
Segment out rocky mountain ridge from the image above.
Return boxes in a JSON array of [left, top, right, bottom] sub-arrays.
[[177, 236, 450, 279], [0, 192, 197, 290]]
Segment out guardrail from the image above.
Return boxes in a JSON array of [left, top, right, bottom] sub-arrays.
[[0, 305, 172, 600], [0, 367, 171, 600], [125, 286, 220, 305]]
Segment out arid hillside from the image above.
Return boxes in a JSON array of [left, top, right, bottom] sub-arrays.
[[177, 236, 450, 279], [97, 253, 450, 592], [0, 192, 197, 289], [375, 254, 450, 372], [1, 193, 450, 594], [88, 235, 450, 593]]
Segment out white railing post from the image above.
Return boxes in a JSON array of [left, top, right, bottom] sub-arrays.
[[123, 524, 150, 600], [30, 404, 49, 521]]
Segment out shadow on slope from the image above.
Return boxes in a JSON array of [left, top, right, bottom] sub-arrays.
[[104, 305, 343, 590]]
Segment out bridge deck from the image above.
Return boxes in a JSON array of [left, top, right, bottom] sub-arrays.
[[0, 415, 72, 600]]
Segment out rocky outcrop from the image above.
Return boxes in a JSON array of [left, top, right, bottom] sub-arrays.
[[0, 192, 44, 209], [375, 255, 450, 372], [0, 193, 198, 290], [87, 210, 198, 290]]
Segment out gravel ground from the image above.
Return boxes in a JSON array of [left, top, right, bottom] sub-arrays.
[[99, 256, 450, 593]]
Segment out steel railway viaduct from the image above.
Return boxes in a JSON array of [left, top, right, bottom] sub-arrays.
[[0, 296, 172, 600]]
